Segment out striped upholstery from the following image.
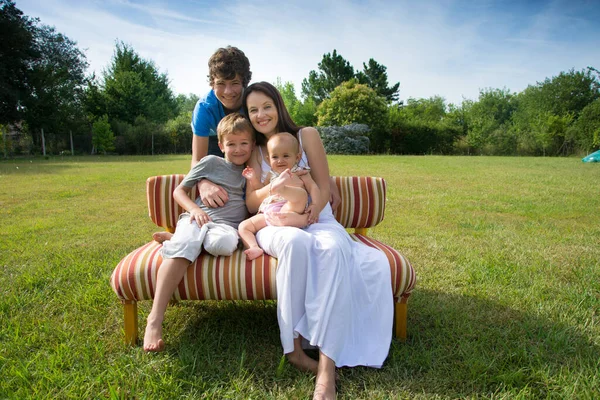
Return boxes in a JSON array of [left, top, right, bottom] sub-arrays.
[[147, 175, 191, 231], [333, 176, 386, 228], [111, 235, 414, 302], [112, 243, 278, 302], [111, 175, 414, 301]]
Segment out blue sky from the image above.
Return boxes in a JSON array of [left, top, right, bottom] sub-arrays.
[[15, 0, 600, 105]]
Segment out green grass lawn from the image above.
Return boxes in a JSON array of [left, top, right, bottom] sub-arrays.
[[1, 155, 599, 399]]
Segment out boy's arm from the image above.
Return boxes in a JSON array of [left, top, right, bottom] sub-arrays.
[[173, 183, 211, 225]]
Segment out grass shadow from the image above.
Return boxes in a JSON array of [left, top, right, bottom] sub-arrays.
[[381, 288, 600, 398]]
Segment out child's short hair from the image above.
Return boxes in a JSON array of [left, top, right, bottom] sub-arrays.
[[217, 113, 255, 143], [208, 46, 252, 87], [267, 132, 299, 154]]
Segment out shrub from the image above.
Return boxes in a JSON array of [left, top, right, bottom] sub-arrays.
[[318, 123, 370, 154]]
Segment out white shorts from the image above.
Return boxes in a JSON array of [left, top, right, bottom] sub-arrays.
[[161, 215, 240, 261]]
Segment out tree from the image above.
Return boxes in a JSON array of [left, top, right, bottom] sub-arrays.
[[301, 50, 354, 104], [22, 24, 88, 154], [101, 42, 178, 124], [164, 111, 193, 154], [388, 96, 459, 154], [91, 115, 115, 154], [464, 88, 518, 154], [316, 80, 388, 152], [566, 98, 600, 153], [275, 78, 317, 127], [175, 93, 199, 114], [355, 58, 400, 102], [0, 0, 38, 124], [512, 69, 599, 155]]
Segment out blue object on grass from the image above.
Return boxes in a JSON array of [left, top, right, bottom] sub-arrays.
[[582, 150, 600, 162]]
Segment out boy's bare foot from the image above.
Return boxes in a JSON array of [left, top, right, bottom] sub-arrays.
[[244, 247, 264, 261], [152, 231, 173, 244], [143, 320, 165, 352]]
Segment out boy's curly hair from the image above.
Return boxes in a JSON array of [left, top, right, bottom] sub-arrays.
[[208, 46, 252, 88]]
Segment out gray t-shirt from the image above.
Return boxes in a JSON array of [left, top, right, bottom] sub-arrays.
[[181, 155, 248, 228]]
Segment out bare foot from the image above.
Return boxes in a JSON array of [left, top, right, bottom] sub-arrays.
[[244, 247, 264, 261], [152, 231, 173, 244], [143, 319, 165, 352], [313, 382, 336, 400], [287, 350, 319, 375]]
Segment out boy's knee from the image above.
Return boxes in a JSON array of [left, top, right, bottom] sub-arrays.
[[204, 230, 239, 256]]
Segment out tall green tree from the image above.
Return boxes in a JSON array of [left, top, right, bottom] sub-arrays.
[[301, 50, 355, 104], [275, 78, 317, 127], [566, 98, 600, 153], [175, 93, 199, 114], [356, 58, 400, 102], [0, 0, 38, 124], [101, 42, 177, 124], [512, 68, 599, 155], [464, 88, 518, 154], [22, 24, 88, 153]]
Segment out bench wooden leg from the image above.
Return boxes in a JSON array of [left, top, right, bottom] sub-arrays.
[[394, 300, 408, 340], [123, 301, 138, 346]]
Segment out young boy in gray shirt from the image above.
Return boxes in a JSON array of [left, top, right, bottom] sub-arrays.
[[144, 113, 255, 352]]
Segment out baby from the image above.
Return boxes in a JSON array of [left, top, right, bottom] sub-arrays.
[[238, 132, 321, 260]]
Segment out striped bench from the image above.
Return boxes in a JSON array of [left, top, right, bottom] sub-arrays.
[[111, 175, 416, 345]]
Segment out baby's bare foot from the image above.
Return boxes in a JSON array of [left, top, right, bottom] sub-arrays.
[[152, 231, 173, 243], [244, 247, 264, 261]]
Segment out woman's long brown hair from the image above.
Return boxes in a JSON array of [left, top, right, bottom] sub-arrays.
[[242, 81, 303, 146]]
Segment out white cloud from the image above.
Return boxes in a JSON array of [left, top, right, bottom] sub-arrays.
[[15, 0, 600, 105]]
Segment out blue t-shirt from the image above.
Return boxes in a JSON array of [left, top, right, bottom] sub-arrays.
[[191, 89, 244, 157]]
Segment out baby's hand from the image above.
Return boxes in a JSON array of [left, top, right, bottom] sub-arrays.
[[305, 204, 319, 225], [242, 167, 255, 180]]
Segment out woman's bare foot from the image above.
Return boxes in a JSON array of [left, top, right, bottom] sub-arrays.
[[152, 231, 173, 244], [287, 350, 319, 375], [244, 247, 264, 261], [313, 381, 336, 400], [143, 319, 165, 352], [313, 351, 336, 399]]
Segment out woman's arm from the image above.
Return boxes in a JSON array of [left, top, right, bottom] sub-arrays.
[[299, 173, 322, 224], [300, 127, 330, 214], [245, 146, 271, 214]]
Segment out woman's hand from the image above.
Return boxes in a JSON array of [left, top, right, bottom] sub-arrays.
[[305, 204, 320, 225], [197, 179, 228, 208]]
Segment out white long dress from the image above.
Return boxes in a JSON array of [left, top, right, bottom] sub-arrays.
[[256, 130, 393, 368]]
